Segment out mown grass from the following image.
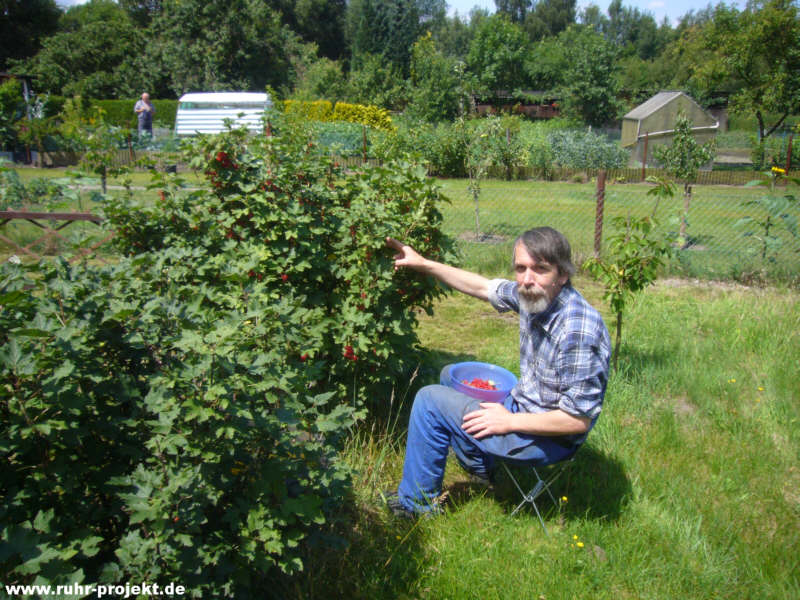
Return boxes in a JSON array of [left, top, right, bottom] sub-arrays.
[[0, 167, 199, 262], [436, 178, 800, 284], [279, 277, 799, 599]]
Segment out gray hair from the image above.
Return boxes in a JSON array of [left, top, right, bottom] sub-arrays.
[[512, 227, 575, 278]]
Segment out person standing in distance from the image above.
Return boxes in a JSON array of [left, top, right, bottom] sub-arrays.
[[134, 92, 155, 139]]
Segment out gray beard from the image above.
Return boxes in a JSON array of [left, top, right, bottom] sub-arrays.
[[519, 290, 549, 314]]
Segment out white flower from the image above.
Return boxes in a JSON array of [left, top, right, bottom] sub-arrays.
[[8, 255, 21, 264]]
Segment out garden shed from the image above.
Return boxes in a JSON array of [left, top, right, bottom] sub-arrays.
[[621, 91, 718, 167]]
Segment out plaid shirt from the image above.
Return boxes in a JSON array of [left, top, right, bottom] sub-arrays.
[[488, 279, 611, 441]]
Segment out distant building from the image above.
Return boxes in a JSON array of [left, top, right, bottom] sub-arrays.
[[621, 91, 718, 168]]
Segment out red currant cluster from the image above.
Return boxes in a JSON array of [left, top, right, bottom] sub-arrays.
[[462, 378, 497, 390]]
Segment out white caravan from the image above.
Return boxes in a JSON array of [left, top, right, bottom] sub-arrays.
[[175, 92, 272, 136]]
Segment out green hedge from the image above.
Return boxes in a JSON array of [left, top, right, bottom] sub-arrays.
[[279, 99, 395, 132], [40, 97, 178, 129], [91, 99, 178, 129]]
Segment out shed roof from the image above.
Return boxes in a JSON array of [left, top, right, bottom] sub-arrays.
[[624, 91, 684, 121]]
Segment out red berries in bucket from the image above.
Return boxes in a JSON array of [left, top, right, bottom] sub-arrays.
[[462, 378, 498, 390]]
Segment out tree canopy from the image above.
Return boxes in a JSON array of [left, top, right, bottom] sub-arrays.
[[6, 0, 799, 132]]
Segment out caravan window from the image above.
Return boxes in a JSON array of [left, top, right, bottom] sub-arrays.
[[179, 101, 266, 110]]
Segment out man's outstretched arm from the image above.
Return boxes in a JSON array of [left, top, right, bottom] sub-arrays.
[[386, 237, 491, 301]]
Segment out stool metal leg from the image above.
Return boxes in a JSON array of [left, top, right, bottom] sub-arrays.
[[502, 459, 574, 535], [501, 462, 550, 534]]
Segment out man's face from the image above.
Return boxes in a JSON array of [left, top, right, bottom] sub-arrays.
[[142, 93, 150, 103], [513, 243, 568, 313]]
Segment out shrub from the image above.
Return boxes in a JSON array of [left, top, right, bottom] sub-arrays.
[[548, 128, 629, 170], [1, 123, 454, 596], [331, 102, 395, 132], [281, 99, 334, 122], [0, 78, 25, 149]]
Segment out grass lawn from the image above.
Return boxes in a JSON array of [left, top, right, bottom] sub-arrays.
[[283, 276, 799, 599], [3, 167, 798, 283], [8, 166, 204, 188], [436, 178, 800, 284], [0, 166, 202, 263]]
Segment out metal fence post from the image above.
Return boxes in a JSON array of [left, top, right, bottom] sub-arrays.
[[594, 170, 606, 258], [641, 132, 649, 182]]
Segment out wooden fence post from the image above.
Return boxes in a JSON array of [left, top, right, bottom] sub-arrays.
[[594, 170, 606, 258], [362, 125, 367, 164], [786, 133, 793, 173]]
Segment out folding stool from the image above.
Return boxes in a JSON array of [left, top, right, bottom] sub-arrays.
[[500, 453, 577, 535]]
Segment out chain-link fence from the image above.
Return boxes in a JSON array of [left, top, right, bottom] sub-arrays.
[[437, 178, 800, 284]]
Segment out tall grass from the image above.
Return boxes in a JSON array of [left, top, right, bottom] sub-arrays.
[[278, 278, 799, 599]]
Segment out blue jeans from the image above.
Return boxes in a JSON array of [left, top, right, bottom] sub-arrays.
[[396, 365, 578, 513]]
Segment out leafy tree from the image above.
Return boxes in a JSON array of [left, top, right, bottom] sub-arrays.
[[524, 0, 576, 42], [291, 55, 351, 103], [579, 1, 674, 59], [694, 0, 800, 142], [145, 0, 296, 98], [346, 0, 421, 75], [583, 191, 674, 371], [14, 0, 144, 99], [467, 14, 530, 94], [275, 0, 348, 60], [0, 78, 25, 149], [653, 110, 716, 247], [117, 0, 162, 27], [494, 0, 530, 23], [0, 0, 60, 69], [555, 25, 621, 127], [406, 33, 463, 122], [432, 11, 476, 60], [525, 34, 568, 90], [737, 167, 799, 263], [346, 53, 408, 110]]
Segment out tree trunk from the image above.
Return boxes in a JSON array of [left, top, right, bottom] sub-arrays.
[[613, 309, 622, 372], [680, 183, 691, 246]]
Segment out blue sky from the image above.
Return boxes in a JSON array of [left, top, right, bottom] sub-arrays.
[[447, 1, 748, 26]]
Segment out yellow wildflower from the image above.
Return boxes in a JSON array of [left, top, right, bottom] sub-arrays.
[[573, 534, 579, 540], [772, 166, 786, 175], [758, 386, 764, 391], [561, 496, 568, 503], [577, 542, 585, 548]]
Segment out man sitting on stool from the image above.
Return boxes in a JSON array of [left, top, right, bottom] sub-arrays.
[[384, 227, 611, 517]]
